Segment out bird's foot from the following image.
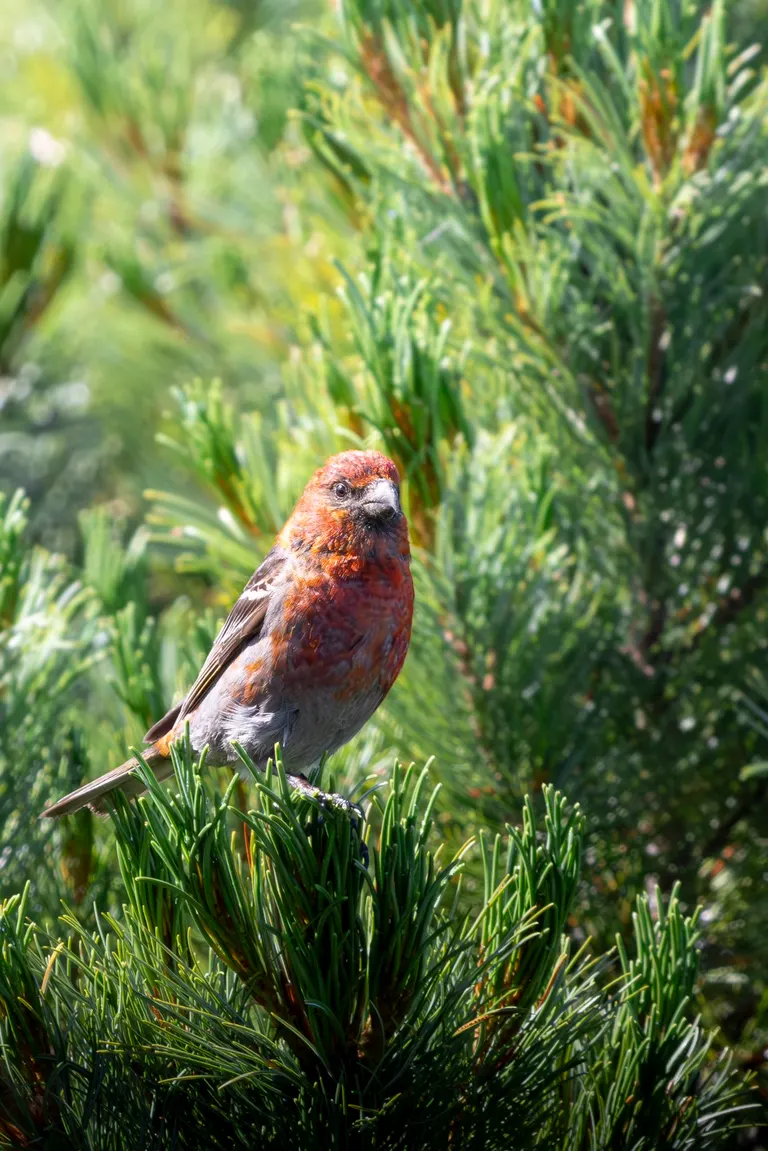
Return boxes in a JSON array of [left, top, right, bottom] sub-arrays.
[[290, 774, 367, 863], [287, 774, 363, 822]]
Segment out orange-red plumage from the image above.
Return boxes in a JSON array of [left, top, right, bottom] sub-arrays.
[[43, 450, 413, 818]]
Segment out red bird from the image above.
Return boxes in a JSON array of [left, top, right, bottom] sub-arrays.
[[43, 451, 413, 818]]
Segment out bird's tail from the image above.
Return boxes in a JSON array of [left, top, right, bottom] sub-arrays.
[[41, 748, 173, 819]]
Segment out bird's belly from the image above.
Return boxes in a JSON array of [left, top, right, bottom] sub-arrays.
[[190, 570, 411, 772], [279, 687, 381, 770], [220, 683, 380, 772]]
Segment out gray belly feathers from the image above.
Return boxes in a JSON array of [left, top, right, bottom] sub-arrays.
[[186, 637, 382, 772]]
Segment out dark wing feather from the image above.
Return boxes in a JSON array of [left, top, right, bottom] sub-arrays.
[[144, 546, 286, 743], [145, 702, 183, 744]]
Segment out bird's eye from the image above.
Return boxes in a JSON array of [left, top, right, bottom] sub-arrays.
[[332, 480, 351, 500]]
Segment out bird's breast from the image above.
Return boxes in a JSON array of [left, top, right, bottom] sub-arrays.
[[275, 555, 413, 699]]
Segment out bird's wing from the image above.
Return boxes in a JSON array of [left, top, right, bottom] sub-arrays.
[[144, 545, 287, 743]]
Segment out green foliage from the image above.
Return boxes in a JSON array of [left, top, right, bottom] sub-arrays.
[[311, 250, 474, 539], [1, 0, 767, 1141], [0, 0, 351, 551], [0, 750, 751, 1147], [0, 490, 98, 912], [297, 0, 768, 1091], [0, 155, 76, 373]]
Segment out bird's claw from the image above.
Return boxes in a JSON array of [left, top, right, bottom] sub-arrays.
[[288, 775, 362, 821], [324, 791, 363, 822], [290, 774, 367, 861]]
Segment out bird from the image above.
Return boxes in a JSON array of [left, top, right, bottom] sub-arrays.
[[42, 450, 413, 819]]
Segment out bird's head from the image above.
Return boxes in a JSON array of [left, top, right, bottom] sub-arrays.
[[280, 450, 409, 557]]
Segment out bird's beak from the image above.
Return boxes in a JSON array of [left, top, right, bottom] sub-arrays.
[[360, 478, 401, 522]]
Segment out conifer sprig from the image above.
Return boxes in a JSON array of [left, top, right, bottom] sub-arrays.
[[0, 744, 753, 1147]]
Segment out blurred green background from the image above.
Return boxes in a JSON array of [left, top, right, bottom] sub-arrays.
[[0, 0, 352, 553], [2, 0, 768, 1139]]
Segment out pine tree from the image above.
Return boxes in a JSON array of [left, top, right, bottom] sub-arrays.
[[1, 0, 767, 1145], [0, 736, 751, 1147], [299, 0, 768, 1085]]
